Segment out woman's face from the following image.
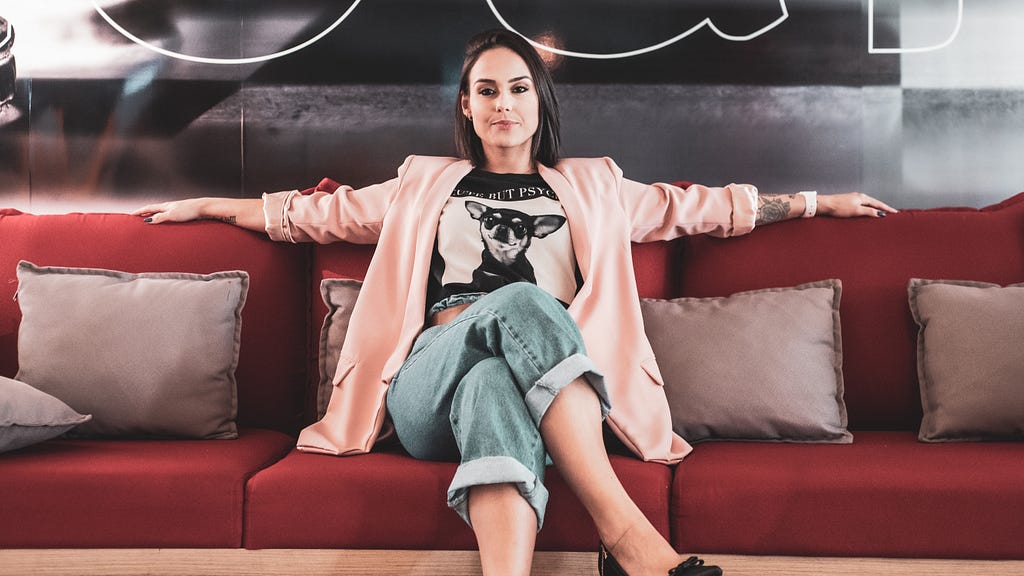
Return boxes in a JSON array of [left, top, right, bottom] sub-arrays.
[[462, 47, 540, 168]]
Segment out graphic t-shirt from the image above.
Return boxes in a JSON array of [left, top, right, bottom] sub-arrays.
[[427, 168, 581, 313]]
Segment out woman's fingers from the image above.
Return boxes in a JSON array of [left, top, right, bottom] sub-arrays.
[[131, 204, 169, 223], [130, 203, 165, 217], [870, 198, 898, 215], [131, 199, 203, 223], [857, 194, 898, 217], [821, 193, 898, 218], [131, 203, 181, 223]]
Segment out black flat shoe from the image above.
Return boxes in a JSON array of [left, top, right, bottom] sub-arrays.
[[599, 542, 723, 576]]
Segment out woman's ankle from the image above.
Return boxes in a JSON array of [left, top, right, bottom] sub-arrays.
[[605, 520, 681, 574]]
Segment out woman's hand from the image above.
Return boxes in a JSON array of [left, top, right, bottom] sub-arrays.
[[818, 192, 898, 218], [132, 197, 267, 231], [132, 198, 208, 224]]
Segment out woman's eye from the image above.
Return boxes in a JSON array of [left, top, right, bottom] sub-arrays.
[[512, 85, 529, 93], [479, 88, 495, 96]]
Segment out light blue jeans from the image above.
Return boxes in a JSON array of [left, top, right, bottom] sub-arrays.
[[386, 283, 610, 531]]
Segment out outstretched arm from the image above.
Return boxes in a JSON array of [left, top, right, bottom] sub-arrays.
[[132, 198, 266, 232], [755, 192, 898, 226]]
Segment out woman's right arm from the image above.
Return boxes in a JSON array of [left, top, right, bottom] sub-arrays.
[[135, 156, 414, 242], [132, 198, 266, 232]]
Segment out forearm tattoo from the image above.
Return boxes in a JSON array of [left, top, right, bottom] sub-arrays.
[[755, 195, 794, 226], [216, 215, 237, 224]]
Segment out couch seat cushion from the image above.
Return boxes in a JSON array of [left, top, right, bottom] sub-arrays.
[[245, 448, 671, 551], [0, 428, 293, 548], [672, 431, 1024, 559]]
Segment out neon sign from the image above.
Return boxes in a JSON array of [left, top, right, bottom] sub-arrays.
[[868, 0, 963, 54], [90, 0, 964, 65]]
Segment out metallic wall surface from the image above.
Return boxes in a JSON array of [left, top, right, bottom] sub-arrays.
[[1, 0, 1021, 213]]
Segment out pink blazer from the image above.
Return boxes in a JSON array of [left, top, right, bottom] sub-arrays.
[[263, 156, 757, 464]]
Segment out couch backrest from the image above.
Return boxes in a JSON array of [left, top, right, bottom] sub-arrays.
[[676, 192, 1024, 430], [0, 211, 311, 434], [12, 191, 1019, 436]]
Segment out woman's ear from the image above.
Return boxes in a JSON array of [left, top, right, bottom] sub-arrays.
[[461, 93, 471, 119]]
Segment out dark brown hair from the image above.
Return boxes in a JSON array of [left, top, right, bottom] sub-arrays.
[[455, 29, 562, 168]]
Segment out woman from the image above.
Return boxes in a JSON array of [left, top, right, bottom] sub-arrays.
[[135, 29, 895, 576]]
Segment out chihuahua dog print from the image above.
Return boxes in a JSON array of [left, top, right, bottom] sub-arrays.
[[435, 178, 579, 305]]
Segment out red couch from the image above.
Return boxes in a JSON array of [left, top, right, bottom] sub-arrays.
[[1, 191, 1023, 575]]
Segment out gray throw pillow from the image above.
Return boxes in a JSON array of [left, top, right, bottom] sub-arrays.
[[909, 279, 1024, 442], [641, 280, 852, 444], [0, 375, 91, 453], [317, 278, 362, 419], [14, 261, 248, 439]]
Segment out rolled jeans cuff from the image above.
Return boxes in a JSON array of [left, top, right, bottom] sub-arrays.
[[525, 353, 609, 426], [447, 456, 550, 532]]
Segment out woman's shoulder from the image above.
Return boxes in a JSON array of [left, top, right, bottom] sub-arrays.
[[402, 155, 462, 167], [552, 157, 623, 178], [395, 155, 467, 176]]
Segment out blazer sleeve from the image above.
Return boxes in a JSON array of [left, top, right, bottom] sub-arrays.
[[262, 156, 412, 244], [620, 176, 759, 243]]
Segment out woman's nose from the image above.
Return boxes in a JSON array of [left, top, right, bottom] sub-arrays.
[[496, 95, 511, 112]]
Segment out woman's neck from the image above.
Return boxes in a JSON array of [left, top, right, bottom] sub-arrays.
[[481, 148, 536, 174]]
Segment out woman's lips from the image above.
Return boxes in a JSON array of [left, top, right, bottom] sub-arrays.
[[492, 120, 517, 129]]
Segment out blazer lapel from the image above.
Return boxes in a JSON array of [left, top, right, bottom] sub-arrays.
[[539, 163, 592, 283], [410, 156, 473, 305], [425, 159, 474, 223]]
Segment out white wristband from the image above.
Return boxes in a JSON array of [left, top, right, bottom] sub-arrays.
[[798, 191, 817, 218]]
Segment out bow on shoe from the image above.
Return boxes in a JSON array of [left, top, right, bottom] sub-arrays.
[[669, 555, 723, 576]]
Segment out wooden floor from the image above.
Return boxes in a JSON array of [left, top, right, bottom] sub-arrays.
[[2, 549, 1023, 576]]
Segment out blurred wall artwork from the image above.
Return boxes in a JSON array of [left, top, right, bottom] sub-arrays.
[[1, 15, 17, 124], [1, 0, 1022, 213]]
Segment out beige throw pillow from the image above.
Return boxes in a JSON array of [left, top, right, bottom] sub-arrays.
[[0, 375, 91, 453], [909, 279, 1024, 442], [317, 278, 362, 419], [641, 280, 852, 443], [14, 261, 248, 439]]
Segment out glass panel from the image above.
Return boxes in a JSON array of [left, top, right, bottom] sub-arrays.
[[1, 0, 1022, 213]]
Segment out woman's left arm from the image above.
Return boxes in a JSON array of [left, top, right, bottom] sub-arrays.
[[756, 192, 898, 226]]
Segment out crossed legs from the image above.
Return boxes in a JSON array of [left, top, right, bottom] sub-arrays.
[[468, 376, 683, 576], [386, 284, 682, 576]]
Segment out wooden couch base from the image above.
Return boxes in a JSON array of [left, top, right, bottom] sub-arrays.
[[2, 549, 1023, 576]]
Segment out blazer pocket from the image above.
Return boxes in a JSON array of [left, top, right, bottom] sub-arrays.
[[332, 355, 356, 386], [317, 356, 356, 419], [640, 357, 665, 387]]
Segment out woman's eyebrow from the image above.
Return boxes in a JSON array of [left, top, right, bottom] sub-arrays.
[[473, 75, 532, 85]]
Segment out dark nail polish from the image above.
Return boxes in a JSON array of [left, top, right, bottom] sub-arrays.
[[876, 211, 887, 217], [143, 217, 153, 223]]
